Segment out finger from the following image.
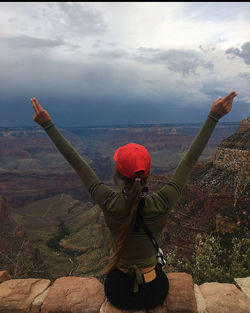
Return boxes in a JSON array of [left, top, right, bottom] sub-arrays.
[[30, 98, 39, 114], [225, 93, 238, 107], [223, 91, 237, 102], [30, 97, 38, 110], [33, 98, 43, 112]]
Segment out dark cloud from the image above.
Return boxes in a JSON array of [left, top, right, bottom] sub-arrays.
[[225, 42, 250, 65], [90, 47, 214, 76], [0, 37, 246, 127], [56, 2, 107, 36], [132, 47, 214, 76], [0, 35, 64, 49], [0, 44, 213, 126], [0, 47, 144, 126]]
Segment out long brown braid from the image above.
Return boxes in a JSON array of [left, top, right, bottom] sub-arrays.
[[102, 169, 147, 275]]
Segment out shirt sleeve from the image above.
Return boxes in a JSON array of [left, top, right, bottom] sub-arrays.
[[157, 110, 222, 210], [41, 119, 115, 208]]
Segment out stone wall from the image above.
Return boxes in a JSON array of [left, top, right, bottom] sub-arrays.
[[0, 270, 249, 313]]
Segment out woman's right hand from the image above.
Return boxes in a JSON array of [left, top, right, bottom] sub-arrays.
[[31, 97, 51, 125], [211, 91, 237, 117]]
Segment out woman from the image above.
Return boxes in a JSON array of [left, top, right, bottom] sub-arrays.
[[30, 91, 237, 310]]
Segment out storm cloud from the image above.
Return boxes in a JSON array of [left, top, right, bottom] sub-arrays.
[[0, 2, 249, 126], [133, 47, 214, 76], [90, 47, 214, 76]]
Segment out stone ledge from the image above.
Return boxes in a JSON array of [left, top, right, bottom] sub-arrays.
[[199, 282, 250, 313], [41, 276, 105, 313], [0, 270, 249, 313], [164, 272, 198, 313], [0, 278, 51, 313]]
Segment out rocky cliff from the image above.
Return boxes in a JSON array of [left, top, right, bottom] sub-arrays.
[[0, 194, 111, 282], [151, 117, 249, 263], [0, 172, 92, 208], [213, 116, 249, 183]]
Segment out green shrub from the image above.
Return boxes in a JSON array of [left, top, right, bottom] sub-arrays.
[[164, 233, 249, 285]]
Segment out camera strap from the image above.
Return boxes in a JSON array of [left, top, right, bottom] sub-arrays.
[[135, 196, 166, 266]]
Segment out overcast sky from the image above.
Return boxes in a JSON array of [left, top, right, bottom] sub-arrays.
[[1, 2, 250, 127]]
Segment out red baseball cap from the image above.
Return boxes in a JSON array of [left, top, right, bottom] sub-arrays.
[[113, 143, 151, 178]]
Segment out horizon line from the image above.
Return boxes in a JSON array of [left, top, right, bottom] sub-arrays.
[[0, 120, 241, 129]]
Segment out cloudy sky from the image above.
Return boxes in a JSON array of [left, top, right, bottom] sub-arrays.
[[1, 2, 250, 127]]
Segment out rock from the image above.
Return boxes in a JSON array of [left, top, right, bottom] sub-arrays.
[[194, 284, 208, 313], [234, 277, 250, 298], [213, 147, 249, 171], [14, 224, 26, 238], [219, 117, 250, 150], [162, 272, 198, 313], [0, 278, 51, 313], [0, 271, 10, 283], [100, 297, 162, 313], [41, 276, 105, 313], [101, 298, 145, 313], [31, 287, 50, 313], [199, 282, 250, 313]]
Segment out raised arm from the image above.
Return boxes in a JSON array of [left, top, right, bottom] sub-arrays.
[[157, 91, 237, 210], [30, 97, 114, 207]]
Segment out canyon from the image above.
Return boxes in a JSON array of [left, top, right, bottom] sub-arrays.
[[0, 118, 248, 285]]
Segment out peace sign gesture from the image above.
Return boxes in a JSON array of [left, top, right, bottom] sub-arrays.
[[211, 91, 237, 117], [30, 97, 51, 125]]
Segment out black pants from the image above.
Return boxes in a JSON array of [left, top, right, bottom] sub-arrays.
[[104, 262, 169, 310]]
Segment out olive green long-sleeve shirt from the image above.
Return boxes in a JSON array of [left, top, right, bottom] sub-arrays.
[[41, 110, 221, 291]]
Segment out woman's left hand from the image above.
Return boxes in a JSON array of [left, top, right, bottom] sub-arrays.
[[31, 97, 51, 125]]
